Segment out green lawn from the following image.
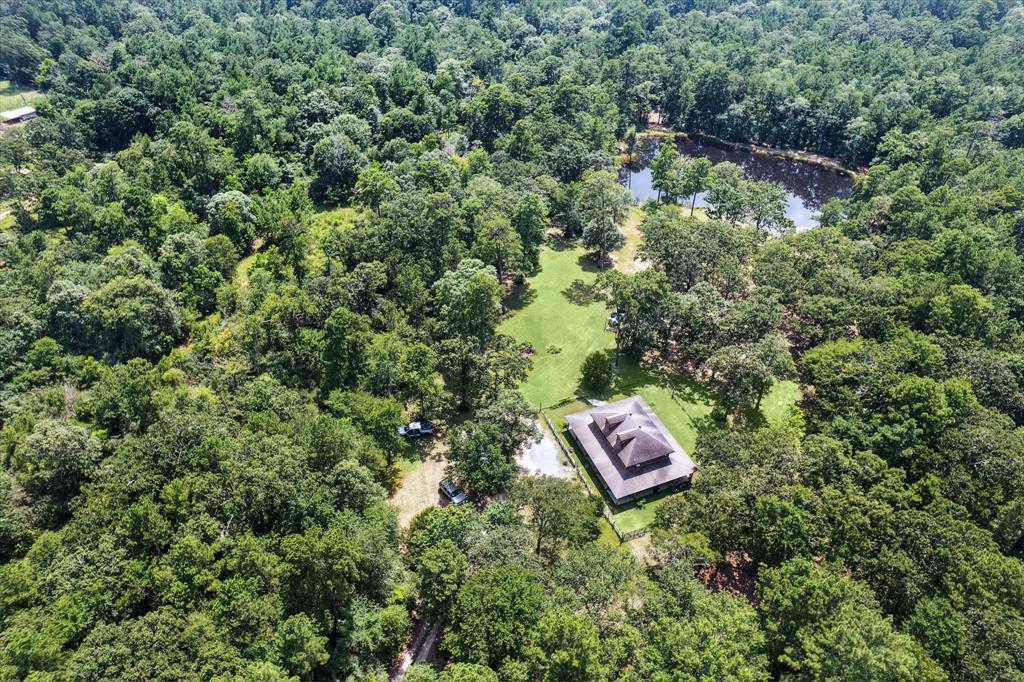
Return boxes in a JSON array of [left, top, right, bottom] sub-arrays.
[[499, 241, 614, 409], [0, 81, 44, 110], [759, 379, 802, 426], [501, 238, 801, 535]]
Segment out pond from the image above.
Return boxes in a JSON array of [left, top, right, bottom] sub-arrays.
[[619, 136, 854, 228]]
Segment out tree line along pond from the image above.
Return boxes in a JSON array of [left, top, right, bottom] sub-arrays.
[[620, 135, 855, 228]]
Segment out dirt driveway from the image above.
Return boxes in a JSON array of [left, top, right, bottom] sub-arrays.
[[391, 448, 449, 528]]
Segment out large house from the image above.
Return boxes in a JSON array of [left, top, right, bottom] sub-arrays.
[[566, 395, 696, 504]]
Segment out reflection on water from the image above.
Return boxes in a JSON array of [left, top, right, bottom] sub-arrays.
[[619, 136, 853, 228]]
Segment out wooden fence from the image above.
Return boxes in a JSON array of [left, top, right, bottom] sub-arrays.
[[539, 410, 648, 544]]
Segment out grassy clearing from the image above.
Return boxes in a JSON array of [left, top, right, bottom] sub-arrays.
[[613, 207, 645, 273], [501, 239, 800, 534], [598, 519, 621, 547], [231, 206, 360, 289], [498, 241, 614, 408], [233, 252, 259, 290], [759, 379, 802, 426], [308, 205, 361, 238], [499, 243, 723, 448], [392, 447, 449, 527], [304, 205, 360, 273], [0, 81, 44, 109]]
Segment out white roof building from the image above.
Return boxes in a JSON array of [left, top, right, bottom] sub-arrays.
[[0, 107, 38, 124]]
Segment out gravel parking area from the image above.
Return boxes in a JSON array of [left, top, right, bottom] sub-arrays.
[[517, 424, 573, 478]]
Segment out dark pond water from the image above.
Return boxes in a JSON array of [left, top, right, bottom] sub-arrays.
[[619, 136, 854, 228]]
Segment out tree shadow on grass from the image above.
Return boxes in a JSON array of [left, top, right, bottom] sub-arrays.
[[610, 359, 724, 439], [739, 407, 768, 430], [576, 252, 608, 273], [605, 484, 689, 521], [561, 278, 603, 305], [547, 235, 578, 252], [504, 281, 537, 312]]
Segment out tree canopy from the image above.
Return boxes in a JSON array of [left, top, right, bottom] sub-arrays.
[[1, 0, 1024, 679]]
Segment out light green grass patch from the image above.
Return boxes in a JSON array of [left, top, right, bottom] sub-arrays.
[[758, 379, 802, 426], [598, 518, 621, 547], [233, 252, 259, 290], [0, 81, 45, 109], [613, 207, 645, 273], [498, 242, 614, 408], [305, 205, 360, 273], [308, 205, 361, 238]]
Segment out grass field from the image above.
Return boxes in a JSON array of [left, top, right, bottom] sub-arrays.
[[501, 236, 800, 535], [0, 81, 44, 110], [499, 240, 614, 408]]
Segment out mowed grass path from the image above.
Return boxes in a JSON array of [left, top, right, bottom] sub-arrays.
[[613, 208, 645, 274]]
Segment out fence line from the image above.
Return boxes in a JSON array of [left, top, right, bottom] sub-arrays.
[[539, 409, 648, 544]]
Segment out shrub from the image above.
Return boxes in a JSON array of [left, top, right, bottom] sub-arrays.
[[580, 350, 614, 392]]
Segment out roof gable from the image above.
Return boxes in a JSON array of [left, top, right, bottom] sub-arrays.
[[592, 400, 673, 467], [618, 429, 673, 467]]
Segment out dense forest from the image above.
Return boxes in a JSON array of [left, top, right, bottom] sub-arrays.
[[1, 0, 1024, 680]]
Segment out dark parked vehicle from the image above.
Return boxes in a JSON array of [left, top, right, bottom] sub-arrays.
[[398, 420, 435, 438], [439, 478, 467, 505]]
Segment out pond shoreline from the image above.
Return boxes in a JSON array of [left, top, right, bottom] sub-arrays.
[[621, 128, 860, 179], [619, 130, 855, 227]]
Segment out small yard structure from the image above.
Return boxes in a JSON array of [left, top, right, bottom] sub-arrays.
[[0, 106, 37, 127], [566, 395, 696, 504]]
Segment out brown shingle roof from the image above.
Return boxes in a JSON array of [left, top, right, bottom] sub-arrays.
[[591, 399, 674, 467], [566, 396, 696, 504]]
